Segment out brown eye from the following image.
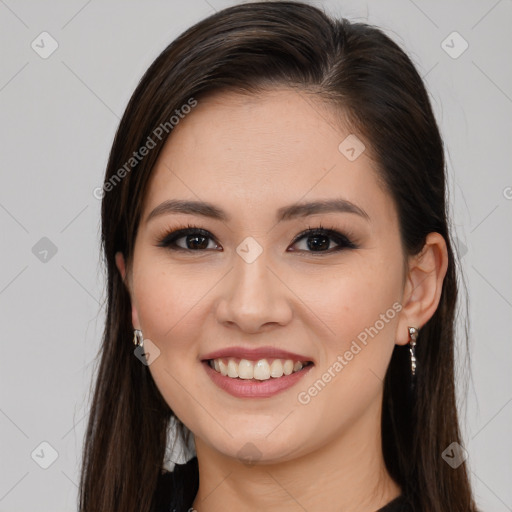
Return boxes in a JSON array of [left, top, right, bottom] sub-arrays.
[[156, 225, 357, 254], [288, 227, 356, 253], [157, 227, 221, 251]]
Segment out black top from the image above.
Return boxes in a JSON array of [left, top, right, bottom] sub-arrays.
[[153, 456, 414, 511]]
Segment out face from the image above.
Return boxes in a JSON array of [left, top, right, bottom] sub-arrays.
[[119, 88, 409, 464]]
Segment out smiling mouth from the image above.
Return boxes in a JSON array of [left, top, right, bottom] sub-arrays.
[[205, 357, 314, 381]]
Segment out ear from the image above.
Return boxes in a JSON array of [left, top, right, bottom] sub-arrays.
[[115, 251, 127, 281], [395, 232, 449, 346], [115, 251, 141, 330]]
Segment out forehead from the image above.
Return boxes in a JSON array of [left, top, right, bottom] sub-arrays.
[[142, 88, 395, 229]]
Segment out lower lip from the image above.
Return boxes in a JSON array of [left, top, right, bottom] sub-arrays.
[[202, 361, 314, 398]]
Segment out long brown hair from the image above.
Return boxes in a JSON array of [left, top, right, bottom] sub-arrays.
[[79, 2, 478, 511]]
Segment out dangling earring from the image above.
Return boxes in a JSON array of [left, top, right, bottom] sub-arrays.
[[133, 329, 144, 348], [408, 326, 419, 376]]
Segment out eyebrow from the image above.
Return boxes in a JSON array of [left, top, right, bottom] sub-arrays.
[[145, 198, 370, 224]]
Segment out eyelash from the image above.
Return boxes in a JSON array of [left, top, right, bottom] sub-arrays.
[[156, 223, 358, 255]]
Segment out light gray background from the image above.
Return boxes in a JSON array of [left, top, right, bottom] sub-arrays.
[[1, 1, 511, 511]]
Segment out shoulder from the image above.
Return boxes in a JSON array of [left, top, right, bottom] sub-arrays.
[[153, 461, 414, 512], [378, 494, 415, 512], [152, 456, 199, 512]]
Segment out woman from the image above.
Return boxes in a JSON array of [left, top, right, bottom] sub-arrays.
[[79, 1, 479, 511]]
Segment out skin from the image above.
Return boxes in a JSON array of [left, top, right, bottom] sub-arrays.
[[116, 88, 448, 512]]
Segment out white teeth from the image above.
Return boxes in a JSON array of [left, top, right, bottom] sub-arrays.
[[209, 357, 309, 381], [283, 360, 294, 375], [227, 359, 238, 378], [238, 359, 254, 379], [253, 360, 270, 380], [219, 360, 228, 376], [270, 359, 284, 378]]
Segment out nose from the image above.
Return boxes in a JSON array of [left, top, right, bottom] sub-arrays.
[[215, 248, 293, 333]]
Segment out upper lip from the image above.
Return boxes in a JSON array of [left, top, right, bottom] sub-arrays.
[[201, 346, 314, 363]]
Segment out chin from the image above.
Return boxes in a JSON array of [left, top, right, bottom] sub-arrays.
[[201, 429, 311, 466]]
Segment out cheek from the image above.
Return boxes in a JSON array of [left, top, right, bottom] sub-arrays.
[[131, 239, 403, 415], [292, 265, 402, 430], [298, 258, 402, 352], [132, 262, 214, 420], [133, 261, 216, 346]]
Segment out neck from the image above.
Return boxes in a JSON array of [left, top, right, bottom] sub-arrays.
[[191, 397, 401, 512]]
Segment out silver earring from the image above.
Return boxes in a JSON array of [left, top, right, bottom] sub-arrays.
[[133, 329, 144, 348], [408, 326, 418, 376]]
